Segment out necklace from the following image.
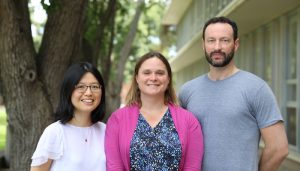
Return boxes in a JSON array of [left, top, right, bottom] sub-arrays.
[[80, 126, 92, 143], [69, 116, 93, 142]]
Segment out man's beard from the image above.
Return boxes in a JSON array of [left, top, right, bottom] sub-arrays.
[[205, 48, 235, 67]]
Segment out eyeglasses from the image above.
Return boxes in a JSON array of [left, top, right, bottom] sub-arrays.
[[75, 84, 102, 93]]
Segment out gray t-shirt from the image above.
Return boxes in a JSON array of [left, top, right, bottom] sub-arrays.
[[179, 70, 283, 171]]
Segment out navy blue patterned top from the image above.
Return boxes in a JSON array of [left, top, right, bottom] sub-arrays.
[[130, 109, 182, 171]]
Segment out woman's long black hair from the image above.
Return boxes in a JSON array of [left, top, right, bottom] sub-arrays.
[[54, 62, 106, 124]]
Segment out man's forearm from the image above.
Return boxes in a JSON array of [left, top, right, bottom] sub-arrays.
[[259, 146, 288, 171]]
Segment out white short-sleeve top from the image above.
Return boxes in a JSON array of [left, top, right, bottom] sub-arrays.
[[31, 121, 106, 171]]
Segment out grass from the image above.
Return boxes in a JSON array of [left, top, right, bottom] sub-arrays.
[[0, 106, 7, 150]]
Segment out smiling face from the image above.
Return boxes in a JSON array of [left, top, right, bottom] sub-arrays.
[[135, 57, 170, 100], [71, 72, 102, 116], [203, 23, 239, 67]]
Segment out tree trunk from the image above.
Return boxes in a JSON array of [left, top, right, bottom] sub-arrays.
[[106, 0, 145, 117], [0, 1, 52, 170], [92, 0, 116, 68], [38, 0, 88, 110], [81, 0, 117, 86], [0, 0, 88, 170]]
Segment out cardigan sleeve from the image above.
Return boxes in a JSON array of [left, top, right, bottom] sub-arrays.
[[182, 112, 204, 171], [105, 112, 126, 171]]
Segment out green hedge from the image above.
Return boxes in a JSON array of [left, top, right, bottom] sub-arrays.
[[0, 107, 7, 150]]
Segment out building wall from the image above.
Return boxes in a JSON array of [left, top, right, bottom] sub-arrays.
[[174, 59, 208, 91], [170, 1, 300, 170], [176, 0, 234, 50]]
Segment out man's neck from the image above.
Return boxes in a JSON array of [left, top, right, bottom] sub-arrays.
[[208, 64, 239, 81]]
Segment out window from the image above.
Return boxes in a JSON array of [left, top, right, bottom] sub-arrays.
[[285, 13, 298, 149], [264, 25, 272, 85], [287, 107, 297, 146]]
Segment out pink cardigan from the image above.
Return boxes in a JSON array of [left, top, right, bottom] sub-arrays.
[[105, 104, 203, 171]]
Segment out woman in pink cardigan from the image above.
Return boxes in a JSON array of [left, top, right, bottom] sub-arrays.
[[105, 51, 204, 171]]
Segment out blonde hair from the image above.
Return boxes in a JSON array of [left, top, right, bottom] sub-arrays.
[[125, 51, 178, 107]]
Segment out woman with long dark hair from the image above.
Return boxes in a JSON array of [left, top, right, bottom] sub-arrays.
[[31, 62, 106, 171]]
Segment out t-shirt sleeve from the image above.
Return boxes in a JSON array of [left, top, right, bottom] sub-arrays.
[[178, 84, 188, 109], [31, 122, 64, 166], [252, 83, 283, 129]]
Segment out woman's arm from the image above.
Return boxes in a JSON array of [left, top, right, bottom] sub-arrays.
[[30, 159, 53, 171], [105, 114, 126, 171], [183, 116, 204, 171]]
